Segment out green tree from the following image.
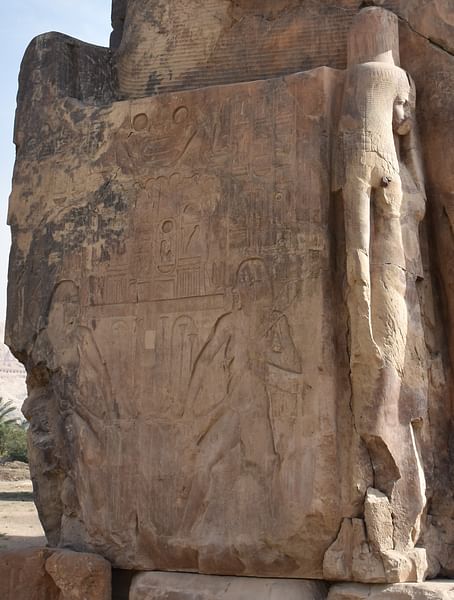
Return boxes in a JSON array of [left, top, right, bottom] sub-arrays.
[[0, 399, 28, 463], [2, 423, 28, 463]]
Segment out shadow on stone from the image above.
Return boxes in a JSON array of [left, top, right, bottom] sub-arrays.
[[112, 569, 135, 600]]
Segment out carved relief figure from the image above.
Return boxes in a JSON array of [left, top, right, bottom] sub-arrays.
[[334, 8, 428, 560], [45, 281, 113, 422], [32, 281, 115, 541], [115, 105, 198, 176], [180, 258, 301, 534], [165, 315, 199, 418]]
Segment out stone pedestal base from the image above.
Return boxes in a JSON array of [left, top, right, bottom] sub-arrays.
[[328, 581, 454, 599], [129, 572, 328, 599], [2, 553, 454, 600], [130, 573, 454, 600]]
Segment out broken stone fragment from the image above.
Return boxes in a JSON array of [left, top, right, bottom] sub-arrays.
[[327, 580, 454, 600], [351, 518, 386, 584], [45, 548, 112, 600], [364, 487, 394, 553], [323, 517, 387, 584], [381, 547, 428, 584], [323, 518, 354, 581]]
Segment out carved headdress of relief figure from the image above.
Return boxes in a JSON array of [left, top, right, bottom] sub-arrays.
[[332, 7, 411, 192], [347, 7, 400, 67]]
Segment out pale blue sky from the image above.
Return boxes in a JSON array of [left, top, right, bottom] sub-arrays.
[[0, 1, 112, 323]]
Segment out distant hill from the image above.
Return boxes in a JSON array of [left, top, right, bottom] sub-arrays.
[[0, 323, 27, 420]]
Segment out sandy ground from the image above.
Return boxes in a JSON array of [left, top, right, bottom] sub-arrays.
[[0, 462, 46, 552]]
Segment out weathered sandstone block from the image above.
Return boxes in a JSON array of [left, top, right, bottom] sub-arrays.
[[45, 549, 111, 600], [9, 60, 349, 576], [0, 548, 58, 600], [0, 547, 111, 600], [129, 572, 328, 600], [6, 0, 454, 586], [327, 581, 454, 600]]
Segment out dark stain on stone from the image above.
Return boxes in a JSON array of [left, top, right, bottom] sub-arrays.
[[146, 72, 163, 96]]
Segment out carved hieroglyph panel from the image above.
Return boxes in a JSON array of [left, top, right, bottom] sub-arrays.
[[7, 0, 454, 585], [115, 0, 361, 97], [8, 68, 347, 576]]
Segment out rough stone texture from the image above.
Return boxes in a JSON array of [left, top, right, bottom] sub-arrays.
[[114, 0, 359, 97], [327, 581, 454, 600], [397, 12, 454, 584], [0, 548, 58, 600], [10, 63, 346, 577], [0, 547, 111, 600], [6, 0, 454, 588], [130, 572, 328, 600], [45, 549, 111, 600], [364, 488, 394, 554], [113, 0, 454, 98]]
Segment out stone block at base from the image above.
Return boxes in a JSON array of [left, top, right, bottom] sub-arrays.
[[327, 581, 454, 599], [130, 572, 328, 599], [0, 548, 58, 600], [46, 548, 111, 600], [0, 547, 111, 600]]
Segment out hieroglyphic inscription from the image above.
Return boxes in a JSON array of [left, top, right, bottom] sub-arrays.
[[19, 68, 344, 572], [116, 1, 359, 97]]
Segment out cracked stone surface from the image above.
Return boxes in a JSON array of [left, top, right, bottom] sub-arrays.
[[5, 0, 454, 587]]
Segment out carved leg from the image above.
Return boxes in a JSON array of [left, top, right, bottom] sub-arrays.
[[343, 171, 382, 369], [367, 177, 426, 551], [239, 380, 278, 479], [179, 409, 240, 535]]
